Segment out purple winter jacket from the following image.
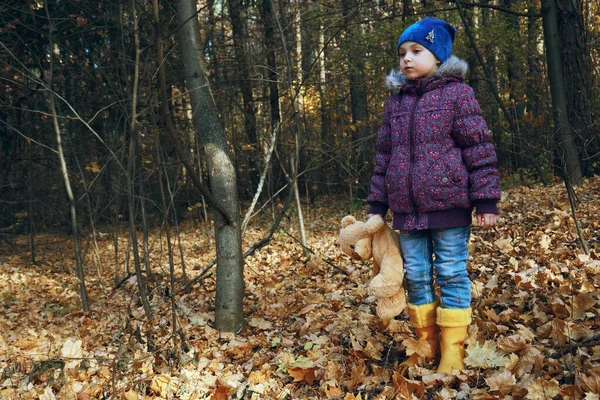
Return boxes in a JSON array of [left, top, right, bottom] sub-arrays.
[[367, 56, 501, 230]]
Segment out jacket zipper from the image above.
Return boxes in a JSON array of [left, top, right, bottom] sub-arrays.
[[407, 94, 423, 215]]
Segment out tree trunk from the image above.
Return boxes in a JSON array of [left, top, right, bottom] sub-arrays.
[[540, 0, 583, 184], [50, 96, 89, 312], [127, 0, 153, 319], [341, 0, 371, 196], [261, 0, 281, 127], [45, 1, 89, 312], [556, 0, 597, 175], [526, 0, 544, 130], [318, 20, 330, 193], [175, 0, 244, 332], [27, 150, 36, 265], [503, 0, 527, 170], [293, 0, 308, 256], [401, 0, 411, 20], [228, 0, 258, 189]]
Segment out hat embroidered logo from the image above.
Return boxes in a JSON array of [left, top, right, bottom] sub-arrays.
[[426, 29, 435, 43]]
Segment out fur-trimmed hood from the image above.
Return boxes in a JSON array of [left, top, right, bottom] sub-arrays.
[[385, 55, 469, 94]]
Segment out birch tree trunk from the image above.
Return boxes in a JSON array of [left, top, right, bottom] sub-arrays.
[[318, 20, 330, 192], [175, 0, 244, 332], [293, 0, 308, 256]]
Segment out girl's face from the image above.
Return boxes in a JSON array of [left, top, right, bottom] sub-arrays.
[[399, 41, 439, 80]]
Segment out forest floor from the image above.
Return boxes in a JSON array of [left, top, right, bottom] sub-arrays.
[[1, 176, 600, 400]]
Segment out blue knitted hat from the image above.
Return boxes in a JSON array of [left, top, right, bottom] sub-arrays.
[[398, 17, 456, 63]]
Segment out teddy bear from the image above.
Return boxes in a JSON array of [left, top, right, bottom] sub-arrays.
[[338, 214, 406, 322]]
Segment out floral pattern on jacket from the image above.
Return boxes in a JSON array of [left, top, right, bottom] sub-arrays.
[[367, 56, 501, 230]]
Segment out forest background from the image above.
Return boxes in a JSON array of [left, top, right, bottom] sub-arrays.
[[1, 0, 600, 398]]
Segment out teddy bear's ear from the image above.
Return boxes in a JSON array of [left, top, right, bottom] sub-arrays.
[[341, 215, 357, 228], [365, 214, 385, 233]]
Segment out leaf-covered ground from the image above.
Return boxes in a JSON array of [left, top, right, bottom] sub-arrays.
[[1, 177, 600, 399]]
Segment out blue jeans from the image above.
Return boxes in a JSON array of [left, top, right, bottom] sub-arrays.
[[399, 226, 471, 309]]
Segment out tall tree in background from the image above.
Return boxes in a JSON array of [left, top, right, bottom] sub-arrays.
[[341, 0, 370, 195], [503, 0, 526, 168], [175, 0, 244, 332], [44, 1, 89, 312], [261, 0, 281, 128], [555, 0, 597, 175], [228, 0, 259, 189], [541, 0, 583, 184]]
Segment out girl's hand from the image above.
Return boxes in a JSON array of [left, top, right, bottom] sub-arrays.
[[477, 213, 497, 229]]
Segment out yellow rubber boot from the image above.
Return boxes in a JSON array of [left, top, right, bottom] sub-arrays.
[[436, 307, 472, 373], [401, 300, 440, 367]]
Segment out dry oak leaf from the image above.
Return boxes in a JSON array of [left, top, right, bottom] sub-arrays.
[[525, 378, 560, 400], [485, 369, 516, 395], [464, 341, 506, 368]]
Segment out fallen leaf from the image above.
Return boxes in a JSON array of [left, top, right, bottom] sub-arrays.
[[525, 378, 560, 399], [288, 367, 318, 384], [403, 336, 433, 359], [60, 338, 83, 369], [498, 334, 528, 353], [485, 369, 516, 395], [150, 374, 173, 397], [248, 317, 274, 330], [571, 293, 597, 320], [464, 341, 506, 368], [362, 341, 382, 360]]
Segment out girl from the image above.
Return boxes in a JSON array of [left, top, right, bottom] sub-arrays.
[[367, 17, 501, 373]]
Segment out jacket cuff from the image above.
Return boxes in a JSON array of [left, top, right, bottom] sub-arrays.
[[367, 201, 389, 217], [473, 199, 499, 215]]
